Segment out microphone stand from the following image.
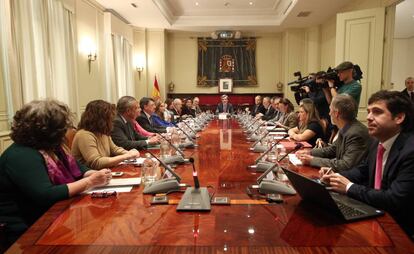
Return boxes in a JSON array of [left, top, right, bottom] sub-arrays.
[[255, 134, 289, 164], [175, 123, 196, 143], [142, 149, 185, 194], [251, 125, 277, 148], [157, 134, 188, 165]]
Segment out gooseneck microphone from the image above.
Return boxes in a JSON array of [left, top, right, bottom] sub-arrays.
[[248, 121, 267, 138], [158, 133, 186, 158], [175, 123, 195, 142], [256, 143, 303, 184], [245, 117, 260, 129], [251, 125, 277, 147], [255, 133, 289, 163], [143, 149, 181, 182], [189, 157, 200, 189], [181, 120, 197, 135]]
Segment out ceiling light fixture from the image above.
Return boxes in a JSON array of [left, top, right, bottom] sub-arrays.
[[131, 3, 137, 8], [195, 2, 199, 6], [224, 2, 230, 7], [249, 2, 253, 5]]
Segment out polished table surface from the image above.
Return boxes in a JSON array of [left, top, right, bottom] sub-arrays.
[[7, 119, 414, 253]]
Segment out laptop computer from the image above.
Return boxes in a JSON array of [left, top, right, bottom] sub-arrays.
[[282, 167, 384, 221]]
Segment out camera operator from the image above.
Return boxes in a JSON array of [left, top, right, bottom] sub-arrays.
[[324, 61, 362, 107], [302, 71, 330, 121]]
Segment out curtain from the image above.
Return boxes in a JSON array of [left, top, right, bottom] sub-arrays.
[[8, 0, 78, 109], [111, 34, 134, 100], [0, 0, 15, 124]]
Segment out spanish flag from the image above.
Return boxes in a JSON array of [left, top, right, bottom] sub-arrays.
[[152, 75, 161, 100]]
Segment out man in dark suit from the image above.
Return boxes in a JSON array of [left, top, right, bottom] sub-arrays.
[[257, 96, 275, 121], [251, 95, 265, 116], [216, 94, 234, 114], [112, 96, 159, 150], [297, 94, 370, 172], [137, 97, 167, 133], [401, 77, 414, 103], [321, 90, 414, 239]]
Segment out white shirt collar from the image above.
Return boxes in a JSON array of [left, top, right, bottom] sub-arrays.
[[380, 132, 400, 151], [120, 114, 128, 124], [144, 111, 152, 119]]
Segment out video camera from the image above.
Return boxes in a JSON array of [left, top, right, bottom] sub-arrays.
[[287, 72, 317, 93], [318, 64, 363, 89]]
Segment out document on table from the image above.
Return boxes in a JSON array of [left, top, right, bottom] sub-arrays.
[[288, 154, 303, 166], [83, 177, 141, 194], [84, 186, 133, 194], [107, 177, 141, 186]]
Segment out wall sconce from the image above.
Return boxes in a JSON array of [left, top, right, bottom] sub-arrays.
[[134, 54, 145, 80], [88, 53, 97, 74], [136, 66, 144, 80], [80, 37, 97, 74]]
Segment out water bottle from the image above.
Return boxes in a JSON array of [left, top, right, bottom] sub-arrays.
[[141, 153, 158, 186], [160, 139, 170, 159]]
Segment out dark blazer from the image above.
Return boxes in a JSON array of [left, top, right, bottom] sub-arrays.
[[216, 103, 234, 114], [170, 108, 181, 123], [310, 120, 370, 172], [182, 106, 196, 117], [401, 88, 414, 102], [111, 114, 148, 150], [251, 104, 265, 116], [341, 132, 414, 237], [136, 112, 167, 133], [261, 106, 275, 121]]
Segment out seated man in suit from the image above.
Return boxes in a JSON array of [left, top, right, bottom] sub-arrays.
[[268, 96, 282, 122], [297, 94, 370, 172], [257, 96, 275, 121], [401, 76, 414, 103], [171, 98, 183, 123], [251, 95, 265, 116], [112, 96, 159, 150], [321, 90, 414, 239], [137, 97, 167, 133], [216, 94, 234, 114]]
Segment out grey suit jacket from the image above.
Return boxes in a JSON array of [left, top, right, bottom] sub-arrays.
[[310, 120, 370, 172], [111, 114, 148, 150]]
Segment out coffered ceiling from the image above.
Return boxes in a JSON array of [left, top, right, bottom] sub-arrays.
[[95, 0, 353, 32]]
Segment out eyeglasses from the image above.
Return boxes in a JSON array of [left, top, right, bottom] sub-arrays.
[[91, 191, 117, 198]]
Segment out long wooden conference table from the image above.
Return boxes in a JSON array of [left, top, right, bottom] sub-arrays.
[[7, 119, 414, 253]]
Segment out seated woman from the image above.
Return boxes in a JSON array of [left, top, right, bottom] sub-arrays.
[[288, 102, 324, 147], [275, 98, 298, 130], [72, 100, 139, 169], [153, 102, 175, 127], [0, 99, 111, 245]]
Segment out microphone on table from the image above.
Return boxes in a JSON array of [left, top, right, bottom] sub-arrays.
[[254, 133, 289, 164], [142, 149, 184, 194], [189, 157, 200, 189], [157, 134, 188, 164], [251, 143, 303, 195], [174, 123, 196, 144], [251, 125, 277, 148]]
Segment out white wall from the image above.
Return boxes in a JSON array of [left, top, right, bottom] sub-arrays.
[[391, 37, 414, 91]]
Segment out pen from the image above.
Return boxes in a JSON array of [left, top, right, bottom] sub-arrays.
[[324, 167, 333, 176], [320, 167, 333, 181]]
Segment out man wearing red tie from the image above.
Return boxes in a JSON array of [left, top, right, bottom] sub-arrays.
[[321, 90, 414, 240]]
